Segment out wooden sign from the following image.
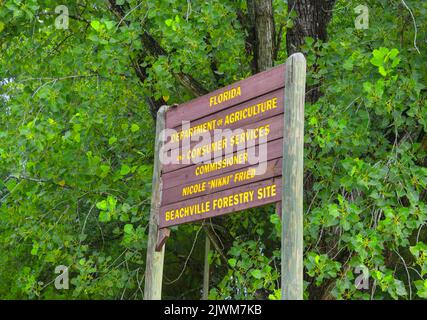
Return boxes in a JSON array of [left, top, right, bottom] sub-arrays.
[[166, 88, 284, 144], [159, 64, 286, 229], [165, 65, 285, 128], [161, 138, 283, 190], [162, 114, 284, 173], [144, 54, 306, 301], [160, 178, 282, 228], [161, 158, 282, 206]]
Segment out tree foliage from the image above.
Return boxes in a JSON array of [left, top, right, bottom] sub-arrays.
[[0, 0, 426, 299]]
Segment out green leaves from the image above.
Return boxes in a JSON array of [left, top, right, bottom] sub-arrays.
[[108, 136, 117, 145], [165, 15, 181, 31], [91, 20, 115, 32], [30, 241, 39, 256], [306, 253, 341, 287], [372, 269, 407, 299], [414, 279, 427, 298], [370, 47, 400, 77], [4, 179, 17, 192], [228, 258, 237, 267], [99, 165, 111, 178], [119, 164, 131, 176], [210, 239, 279, 299], [98, 211, 110, 222], [0, 0, 426, 301], [90, 20, 102, 32], [123, 224, 134, 234], [88, 19, 118, 44], [104, 21, 115, 30], [130, 123, 140, 132], [410, 242, 427, 276], [250, 269, 263, 280], [96, 200, 107, 211], [97, 196, 117, 222]]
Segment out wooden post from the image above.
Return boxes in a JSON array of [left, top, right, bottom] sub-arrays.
[[144, 105, 170, 300], [202, 233, 210, 300], [281, 53, 306, 300]]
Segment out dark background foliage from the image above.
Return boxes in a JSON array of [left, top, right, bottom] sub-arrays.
[[0, 0, 426, 299]]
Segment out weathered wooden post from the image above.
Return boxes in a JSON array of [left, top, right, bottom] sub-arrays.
[[281, 53, 306, 300], [144, 105, 170, 300]]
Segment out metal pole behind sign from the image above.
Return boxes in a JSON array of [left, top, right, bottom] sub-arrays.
[[202, 233, 210, 300], [281, 53, 306, 300], [144, 105, 170, 300]]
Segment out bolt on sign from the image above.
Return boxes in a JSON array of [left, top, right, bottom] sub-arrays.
[[156, 64, 286, 243]]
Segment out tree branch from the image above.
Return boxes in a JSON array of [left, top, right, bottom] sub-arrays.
[[108, 0, 208, 100], [37, 11, 90, 24], [203, 225, 228, 265]]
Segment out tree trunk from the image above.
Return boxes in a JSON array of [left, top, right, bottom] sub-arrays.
[[286, 0, 335, 55], [246, 0, 275, 73], [254, 0, 275, 72], [108, 0, 208, 118], [286, 0, 336, 102]]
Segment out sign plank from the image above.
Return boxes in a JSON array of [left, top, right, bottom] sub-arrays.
[[162, 114, 284, 173], [161, 158, 282, 206], [159, 178, 282, 228], [166, 64, 285, 128], [161, 138, 283, 190], [168, 88, 284, 145]]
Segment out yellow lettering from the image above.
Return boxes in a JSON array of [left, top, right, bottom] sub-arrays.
[[257, 184, 277, 200], [182, 182, 206, 196], [209, 86, 242, 108]]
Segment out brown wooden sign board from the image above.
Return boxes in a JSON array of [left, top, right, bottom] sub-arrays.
[[162, 114, 284, 173], [167, 88, 284, 144], [144, 54, 306, 301], [157, 65, 287, 231], [160, 177, 282, 228], [161, 158, 283, 206], [161, 137, 283, 190], [165, 64, 285, 128]]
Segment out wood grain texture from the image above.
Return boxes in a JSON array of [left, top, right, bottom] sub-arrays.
[[161, 138, 283, 190], [160, 177, 282, 228], [162, 114, 284, 173], [166, 64, 285, 128], [169, 88, 284, 142], [144, 105, 170, 300], [281, 53, 306, 300], [155, 228, 170, 252], [161, 158, 282, 206]]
